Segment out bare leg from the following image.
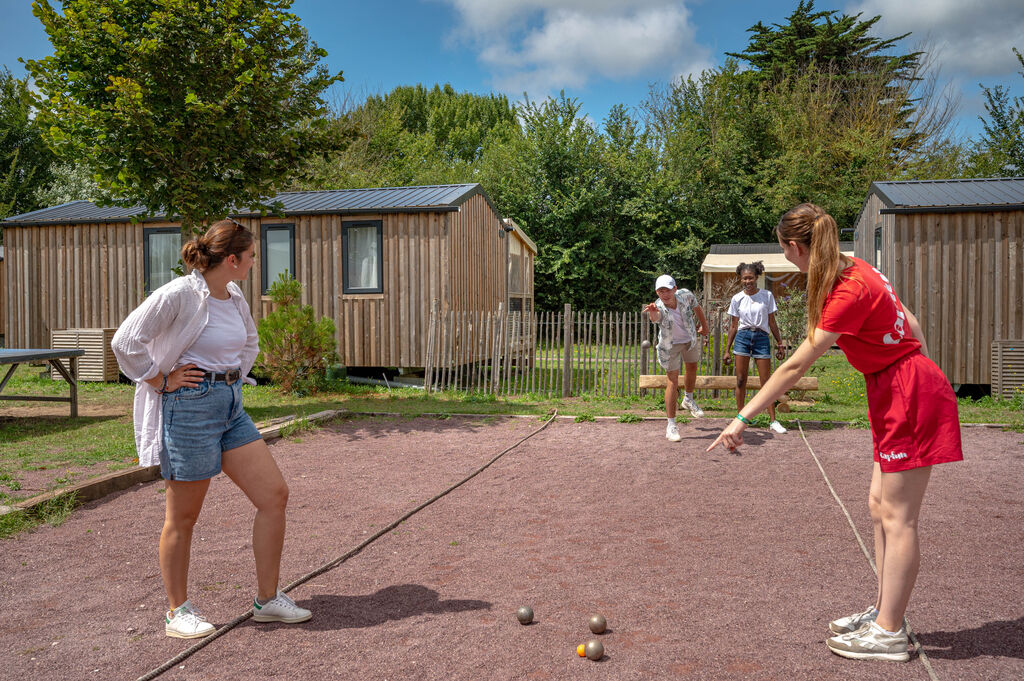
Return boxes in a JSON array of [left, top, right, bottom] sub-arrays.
[[734, 355, 750, 411], [665, 369, 680, 419], [754, 357, 776, 421], [161, 479, 212, 610], [683, 362, 698, 394], [222, 439, 289, 601], [875, 465, 932, 632], [868, 463, 884, 611]]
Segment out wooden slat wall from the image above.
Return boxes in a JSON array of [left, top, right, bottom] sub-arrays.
[[6, 198, 526, 370], [0, 256, 6, 341], [891, 209, 1024, 385]]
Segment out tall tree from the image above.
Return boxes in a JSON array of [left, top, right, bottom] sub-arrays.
[[0, 67, 56, 225], [26, 0, 345, 231], [970, 48, 1024, 176]]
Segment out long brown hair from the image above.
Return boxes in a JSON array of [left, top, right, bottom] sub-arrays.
[[775, 203, 853, 340], [180, 219, 254, 272]]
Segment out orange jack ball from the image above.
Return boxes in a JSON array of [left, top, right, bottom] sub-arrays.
[[576, 644, 586, 657]]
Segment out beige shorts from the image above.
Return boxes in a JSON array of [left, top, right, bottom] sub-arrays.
[[657, 341, 702, 372]]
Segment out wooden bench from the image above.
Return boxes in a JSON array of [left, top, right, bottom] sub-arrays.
[[638, 375, 819, 412]]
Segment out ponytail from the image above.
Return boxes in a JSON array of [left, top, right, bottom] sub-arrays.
[[776, 203, 852, 341], [181, 218, 253, 272]]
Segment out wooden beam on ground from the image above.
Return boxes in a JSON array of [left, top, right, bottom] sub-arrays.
[[637, 375, 819, 391]]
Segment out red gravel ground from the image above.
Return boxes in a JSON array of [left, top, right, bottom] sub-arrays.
[[0, 415, 1021, 681]]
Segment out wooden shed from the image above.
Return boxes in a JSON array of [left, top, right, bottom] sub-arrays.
[[0, 245, 5, 345], [1, 183, 537, 371], [853, 177, 1024, 387], [700, 241, 853, 305]]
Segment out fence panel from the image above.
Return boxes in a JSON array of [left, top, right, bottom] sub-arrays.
[[424, 303, 766, 398]]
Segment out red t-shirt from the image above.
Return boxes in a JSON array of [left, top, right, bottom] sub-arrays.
[[819, 257, 921, 375]]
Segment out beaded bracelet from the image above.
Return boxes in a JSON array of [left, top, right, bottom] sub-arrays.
[[735, 413, 752, 425], [156, 373, 168, 394]]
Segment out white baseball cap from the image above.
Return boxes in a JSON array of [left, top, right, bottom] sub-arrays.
[[655, 274, 676, 290]]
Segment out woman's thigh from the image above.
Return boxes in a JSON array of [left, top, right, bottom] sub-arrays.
[[221, 439, 287, 509]]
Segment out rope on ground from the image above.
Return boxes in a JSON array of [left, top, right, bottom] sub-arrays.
[[135, 410, 559, 681], [796, 420, 940, 681]]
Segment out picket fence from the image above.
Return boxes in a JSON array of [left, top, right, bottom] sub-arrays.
[[424, 303, 751, 398]]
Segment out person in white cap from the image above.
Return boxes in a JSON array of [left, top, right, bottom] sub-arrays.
[[645, 274, 709, 441]]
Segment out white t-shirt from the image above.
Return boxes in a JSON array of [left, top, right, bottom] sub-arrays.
[[178, 296, 247, 371], [668, 306, 691, 344], [728, 289, 777, 333]]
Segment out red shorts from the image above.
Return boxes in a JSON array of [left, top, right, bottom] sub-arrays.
[[865, 351, 963, 472]]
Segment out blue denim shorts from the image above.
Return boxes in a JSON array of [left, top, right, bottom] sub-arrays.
[[733, 328, 771, 359], [160, 375, 262, 481]]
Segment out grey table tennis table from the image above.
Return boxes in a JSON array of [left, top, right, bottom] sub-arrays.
[[0, 349, 87, 417]]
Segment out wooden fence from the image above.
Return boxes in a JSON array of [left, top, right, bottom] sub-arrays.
[[424, 303, 758, 398]]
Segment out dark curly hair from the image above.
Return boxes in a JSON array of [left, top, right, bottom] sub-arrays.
[[736, 260, 765, 277]]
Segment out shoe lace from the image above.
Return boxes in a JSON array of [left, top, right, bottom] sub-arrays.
[[270, 592, 298, 609], [173, 608, 208, 626]]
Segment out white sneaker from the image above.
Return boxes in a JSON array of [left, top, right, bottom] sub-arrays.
[[769, 420, 787, 434], [665, 422, 682, 442], [165, 600, 215, 639], [252, 591, 312, 623], [826, 621, 910, 662], [829, 606, 878, 635], [681, 396, 704, 418]]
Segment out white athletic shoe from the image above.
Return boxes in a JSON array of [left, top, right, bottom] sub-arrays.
[[826, 621, 910, 662], [252, 591, 313, 623], [829, 606, 878, 635], [769, 420, 788, 434], [165, 600, 215, 639], [681, 396, 704, 418], [666, 422, 682, 442]]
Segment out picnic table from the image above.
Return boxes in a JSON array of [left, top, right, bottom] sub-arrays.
[[0, 348, 87, 417]]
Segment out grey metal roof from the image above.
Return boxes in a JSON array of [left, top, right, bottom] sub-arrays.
[[710, 241, 853, 255], [2, 183, 487, 226], [871, 177, 1024, 213]]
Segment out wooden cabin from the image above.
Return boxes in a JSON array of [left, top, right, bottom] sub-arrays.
[[700, 241, 854, 306], [853, 177, 1024, 387], [0, 245, 5, 346], [1, 183, 537, 371]]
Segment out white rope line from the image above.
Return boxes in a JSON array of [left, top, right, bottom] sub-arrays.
[[135, 410, 559, 681], [796, 420, 940, 681]]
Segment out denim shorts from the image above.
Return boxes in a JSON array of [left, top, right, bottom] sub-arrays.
[[733, 328, 771, 359], [160, 375, 262, 481]]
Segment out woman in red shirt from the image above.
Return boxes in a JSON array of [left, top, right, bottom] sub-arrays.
[[708, 203, 962, 662]]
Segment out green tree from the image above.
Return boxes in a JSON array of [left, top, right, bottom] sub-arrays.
[[0, 67, 56, 225], [969, 48, 1024, 176], [26, 0, 345, 231]]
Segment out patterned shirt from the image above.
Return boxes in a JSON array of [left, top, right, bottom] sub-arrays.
[[655, 289, 699, 354]]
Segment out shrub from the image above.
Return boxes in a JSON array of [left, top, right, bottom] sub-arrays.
[[256, 273, 339, 394]]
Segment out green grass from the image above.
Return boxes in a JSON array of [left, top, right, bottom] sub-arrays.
[[2, 352, 1021, 512], [0, 493, 78, 539]]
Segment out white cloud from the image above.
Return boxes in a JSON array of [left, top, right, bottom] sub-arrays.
[[440, 1, 711, 97], [848, 0, 1024, 77]]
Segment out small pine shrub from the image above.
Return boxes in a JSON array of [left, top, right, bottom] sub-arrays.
[[256, 273, 339, 394]]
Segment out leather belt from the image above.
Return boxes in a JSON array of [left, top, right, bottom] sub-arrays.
[[199, 368, 241, 385]]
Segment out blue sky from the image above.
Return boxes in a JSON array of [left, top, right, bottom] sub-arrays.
[[3, 0, 1022, 140]]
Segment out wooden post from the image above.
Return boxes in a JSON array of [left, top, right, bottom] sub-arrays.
[[562, 303, 572, 397], [425, 299, 438, 393], [69, 355, 78, 418]]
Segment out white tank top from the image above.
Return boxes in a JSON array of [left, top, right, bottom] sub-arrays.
[[177, 296, 247, 371]]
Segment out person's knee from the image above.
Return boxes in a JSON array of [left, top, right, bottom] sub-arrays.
[[166, 506, 202, 531], [868, 489, 883, 522], [878, 500, 919, 533], [257, 481, 289, 514], [735, 374, 748, 389]]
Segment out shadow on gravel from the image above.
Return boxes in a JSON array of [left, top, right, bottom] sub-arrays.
[[919, 616, 1024, 660], [288, 584, 491, 631]]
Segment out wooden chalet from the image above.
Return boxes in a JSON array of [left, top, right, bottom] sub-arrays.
[[853, 177, 1024, 387], [1, 184, 536, 371]]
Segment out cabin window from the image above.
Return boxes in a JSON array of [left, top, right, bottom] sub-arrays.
[[144, 227, 181, 294], [509, 238, 525, 294], [261, 224, 295, 294], [342, 220, 383, 294], [874, 225, 883, 270]]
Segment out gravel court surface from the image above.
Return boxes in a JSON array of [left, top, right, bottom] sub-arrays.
[[0, 416, 1020, 681]]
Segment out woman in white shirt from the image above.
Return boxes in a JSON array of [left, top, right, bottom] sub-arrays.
[[723, 261, 787, 434], [112, 219, 311, 639]]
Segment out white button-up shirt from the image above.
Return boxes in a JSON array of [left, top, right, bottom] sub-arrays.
[[111, 270, 258, 466]]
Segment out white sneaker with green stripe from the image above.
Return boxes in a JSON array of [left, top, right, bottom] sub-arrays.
[[252, 590, 312, 623], [165, 600, 215, 639]]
